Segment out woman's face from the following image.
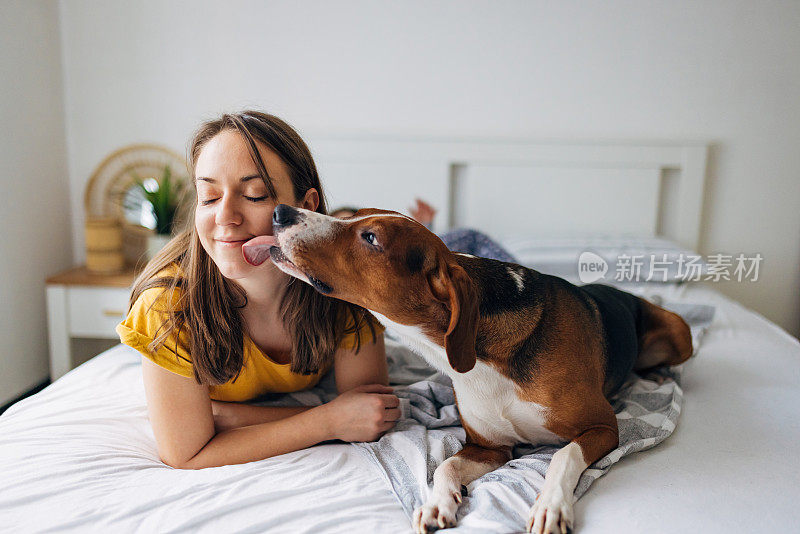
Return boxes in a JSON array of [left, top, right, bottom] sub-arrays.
[[194, 129, 316, 280]]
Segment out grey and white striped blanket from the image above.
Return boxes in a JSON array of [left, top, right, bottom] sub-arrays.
[[355, 301, 715, 533], [256, 301, 714, 533]]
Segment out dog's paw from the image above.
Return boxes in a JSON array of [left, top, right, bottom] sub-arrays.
[[412, 490, 462, 533], [526, 490, 574, 534]]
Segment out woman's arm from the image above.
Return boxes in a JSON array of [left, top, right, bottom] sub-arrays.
[[142, 357, 396, 469], [333, 330, 389, 393], [211, 332, 390, 431], [211, 402, 311, 433]]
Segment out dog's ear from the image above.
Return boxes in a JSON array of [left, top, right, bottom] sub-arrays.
[[428, 259, 478, 373]]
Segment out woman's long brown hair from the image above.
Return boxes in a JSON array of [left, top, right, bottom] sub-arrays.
[[128, 111, 376, 385]]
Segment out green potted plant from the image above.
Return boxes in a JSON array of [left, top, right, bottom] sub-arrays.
[[128, 165, 188, 259]]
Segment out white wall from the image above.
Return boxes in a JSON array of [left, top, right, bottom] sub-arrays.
[[57, 0, 800, 336], [1, 1, 72, 403]]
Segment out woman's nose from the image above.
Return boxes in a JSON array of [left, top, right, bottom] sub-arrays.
[[215, 196, 242, 226]]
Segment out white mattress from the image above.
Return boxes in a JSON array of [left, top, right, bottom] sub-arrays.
[[578, 282, 800, 533], [1, 282, 798, 533]]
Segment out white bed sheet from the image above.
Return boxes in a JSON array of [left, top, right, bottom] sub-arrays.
[[0, 347, 409, 533], [1, 282, 798, 533]]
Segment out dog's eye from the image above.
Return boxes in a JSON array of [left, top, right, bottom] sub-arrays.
[[362, 231, 378, 246]]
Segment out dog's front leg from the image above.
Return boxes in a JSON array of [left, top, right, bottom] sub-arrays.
[[527, 422, 618, 534], [413, 443, 510, 534]]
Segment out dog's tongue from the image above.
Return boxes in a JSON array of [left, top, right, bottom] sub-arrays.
[[242, 235, 278, 266]]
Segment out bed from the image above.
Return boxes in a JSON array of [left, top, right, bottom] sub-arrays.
[[2, 139, 798, 532]]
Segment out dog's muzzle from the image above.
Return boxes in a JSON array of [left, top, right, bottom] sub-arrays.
[[272, 204, 301, 229]]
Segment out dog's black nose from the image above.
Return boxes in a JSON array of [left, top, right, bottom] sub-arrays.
[[273, 204, 299, 227]]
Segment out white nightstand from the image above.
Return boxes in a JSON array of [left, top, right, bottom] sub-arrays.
[[46, 266, 138, 380]]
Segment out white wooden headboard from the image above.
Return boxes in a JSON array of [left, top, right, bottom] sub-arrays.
[[306, 137, 708, 251]]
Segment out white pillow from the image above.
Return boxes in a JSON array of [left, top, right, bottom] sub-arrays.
[[500, 234, 707, 284]]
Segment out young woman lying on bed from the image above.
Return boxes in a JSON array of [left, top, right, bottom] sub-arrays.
[[116, 111, 400, 469]]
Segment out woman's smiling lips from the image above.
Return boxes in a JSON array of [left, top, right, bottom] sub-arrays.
[[215, 238, 250, 248]]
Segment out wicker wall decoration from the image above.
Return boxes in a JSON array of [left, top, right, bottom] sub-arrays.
[[83, 144, 190, 270]]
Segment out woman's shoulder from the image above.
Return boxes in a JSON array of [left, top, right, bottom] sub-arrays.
[[118, 262, 187, 345], [117, 262, 194, 378], [133, 264, 186, 311]]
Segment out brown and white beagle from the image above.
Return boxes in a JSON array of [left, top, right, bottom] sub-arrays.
[[242, 205, 693, 534]]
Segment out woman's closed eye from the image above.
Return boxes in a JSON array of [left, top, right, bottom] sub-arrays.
[[199, 195, 269, 205]]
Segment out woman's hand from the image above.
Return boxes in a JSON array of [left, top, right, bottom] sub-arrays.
[[324, 384, 400, 442]]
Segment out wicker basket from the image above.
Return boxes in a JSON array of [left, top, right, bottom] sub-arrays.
[[85, 217, 125, 274]]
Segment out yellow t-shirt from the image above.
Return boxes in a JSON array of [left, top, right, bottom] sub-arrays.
[[116, 269, 383, 402]]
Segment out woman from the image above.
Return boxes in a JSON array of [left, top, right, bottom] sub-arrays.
[[117, 111, 399, 469]]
